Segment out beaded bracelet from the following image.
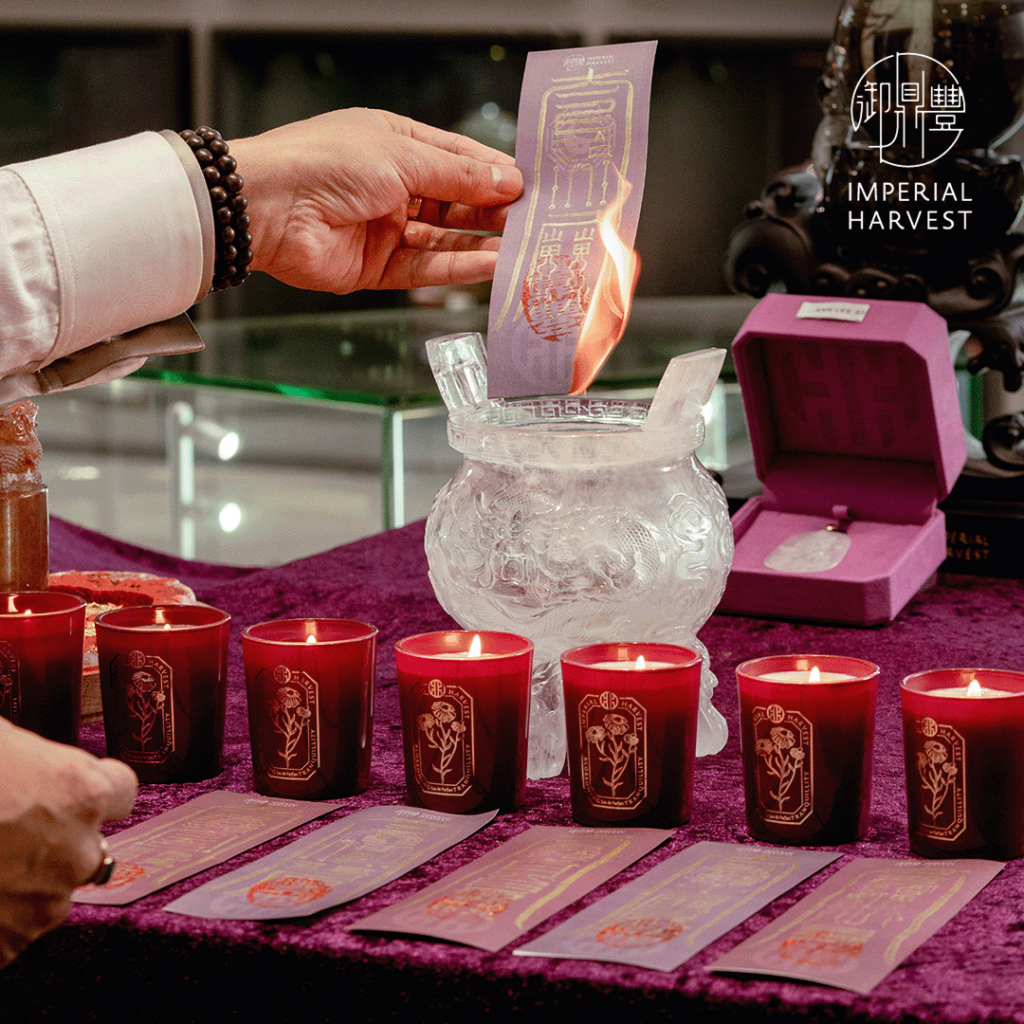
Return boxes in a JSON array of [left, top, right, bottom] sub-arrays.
[[179, 127, 252, 291]]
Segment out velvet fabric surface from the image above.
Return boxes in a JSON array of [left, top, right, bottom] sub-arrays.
[[4, 516, 1024, 1023]]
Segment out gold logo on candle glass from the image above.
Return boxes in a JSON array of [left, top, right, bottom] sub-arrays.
[[265, 666, 319, 780], [121, 650, 174, 762], [911, 717, 966, 841], [413, 678, 473, 796], [578, 691, 647, 809], [752, 704, 813, 824], [0, 642, 21, 725]]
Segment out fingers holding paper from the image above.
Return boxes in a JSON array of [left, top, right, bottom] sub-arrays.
[[229, 107, 523, 295]]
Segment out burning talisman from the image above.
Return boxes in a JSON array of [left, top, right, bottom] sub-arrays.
[[486, 40, 656, 398]]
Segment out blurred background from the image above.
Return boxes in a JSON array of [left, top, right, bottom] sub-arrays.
[[0, 1, 859, 565]]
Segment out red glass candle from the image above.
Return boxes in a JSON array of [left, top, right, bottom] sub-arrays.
[[901, 668, 1024, 860], [561, 643, 702, 828], [737, 654, 879, 845], [242, 619, 377, 800], [0, 591, 85, 745], [395, 630, 533, 814], [95, 604, 230, 782]]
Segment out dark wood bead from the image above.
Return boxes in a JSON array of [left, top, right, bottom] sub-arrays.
[[215, 205, 233, 225], [202, 165, 221, 186], [215, 155, 236, 175], [219, 225, 236, 244], [208, 186, 228, 206], [223, 173, 244, 194]]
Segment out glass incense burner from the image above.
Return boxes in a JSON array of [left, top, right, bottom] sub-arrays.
[[424, 334, 733, 779]]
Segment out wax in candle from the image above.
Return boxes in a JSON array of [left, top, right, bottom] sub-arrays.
[[586, 660, 677, 670], [758, 670, 854, 683]]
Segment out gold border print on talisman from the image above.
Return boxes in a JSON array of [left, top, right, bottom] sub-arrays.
[[753, 704, 813, 824], [492, 66, 638, 334], [414, 678, 474, 797], [912, 717, 966, 842]]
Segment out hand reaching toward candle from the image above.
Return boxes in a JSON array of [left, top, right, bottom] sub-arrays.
[[0, 718, 137, 968], [229, 108, 524, 294]]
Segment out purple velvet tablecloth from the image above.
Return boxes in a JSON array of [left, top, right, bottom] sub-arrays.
[[4, 516, 1024, 1022]]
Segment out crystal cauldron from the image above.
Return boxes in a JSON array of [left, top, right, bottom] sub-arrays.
[[424, 335, 734, 779]]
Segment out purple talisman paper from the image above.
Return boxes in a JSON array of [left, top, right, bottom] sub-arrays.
[[72, 790, 334, 906], [708, 856, 1003, 994], [349, 824, 668, 952], [487, 40, 657, 399], [162, 806, 497, 921], [514, 841, 840, 971]]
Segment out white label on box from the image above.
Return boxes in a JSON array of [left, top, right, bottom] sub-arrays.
[[796, 300, 870, 323]]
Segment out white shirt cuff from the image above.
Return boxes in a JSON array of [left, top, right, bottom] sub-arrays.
[[5, 131, 205, 366]]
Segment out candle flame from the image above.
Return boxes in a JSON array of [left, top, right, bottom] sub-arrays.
[[468, 634, 483, 658], [570, 174, 640, 394], [967, 678, 982, 697], [808, 665, 821, 683], [305, 621, 318, 644], [635, 654, 646, 670]]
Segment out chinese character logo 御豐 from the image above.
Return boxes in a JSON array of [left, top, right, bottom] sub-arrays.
[[850, 52, 964, 167]]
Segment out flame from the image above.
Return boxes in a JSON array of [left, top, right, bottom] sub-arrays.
[[570, 178, 640, 394], [808, 665, 821, 683], [305, 621, 318, 644], [468, 634, 483, 658], [966, 678, 982, 697], [635, 654, 646, 670]]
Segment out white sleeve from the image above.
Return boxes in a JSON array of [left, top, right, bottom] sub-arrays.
[[0, 132, 209, 399]]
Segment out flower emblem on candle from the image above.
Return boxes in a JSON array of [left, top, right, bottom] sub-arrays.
[[417, 700, 468, 784], [585, 713, 641, 797], [577, 692, 647, 809], [271, 686, 313, 767], [910, 718, 966, 841], [119, 652, 173, 762], [262, 666, 319, 780], [751, 706, 813, 824], [411, 681, 474, 797]]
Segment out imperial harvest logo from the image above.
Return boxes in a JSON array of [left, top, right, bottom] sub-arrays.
[[850, 52, 965, 167]]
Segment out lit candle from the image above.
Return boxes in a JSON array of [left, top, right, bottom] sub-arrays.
[[901, 668, 1024, 860], [0, 591, 86, 745], [560, 642, 703, 828], [395, 630, 533, 814], [95, 604, 231, 782], [242, 619, 377, 800], [736, 654, 879, 845]]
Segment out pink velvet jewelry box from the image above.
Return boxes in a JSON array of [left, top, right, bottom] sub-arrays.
[[718, 293, 967, 626]]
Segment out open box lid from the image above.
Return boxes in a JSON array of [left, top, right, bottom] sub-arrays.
[[732, 295, 967, 525]]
